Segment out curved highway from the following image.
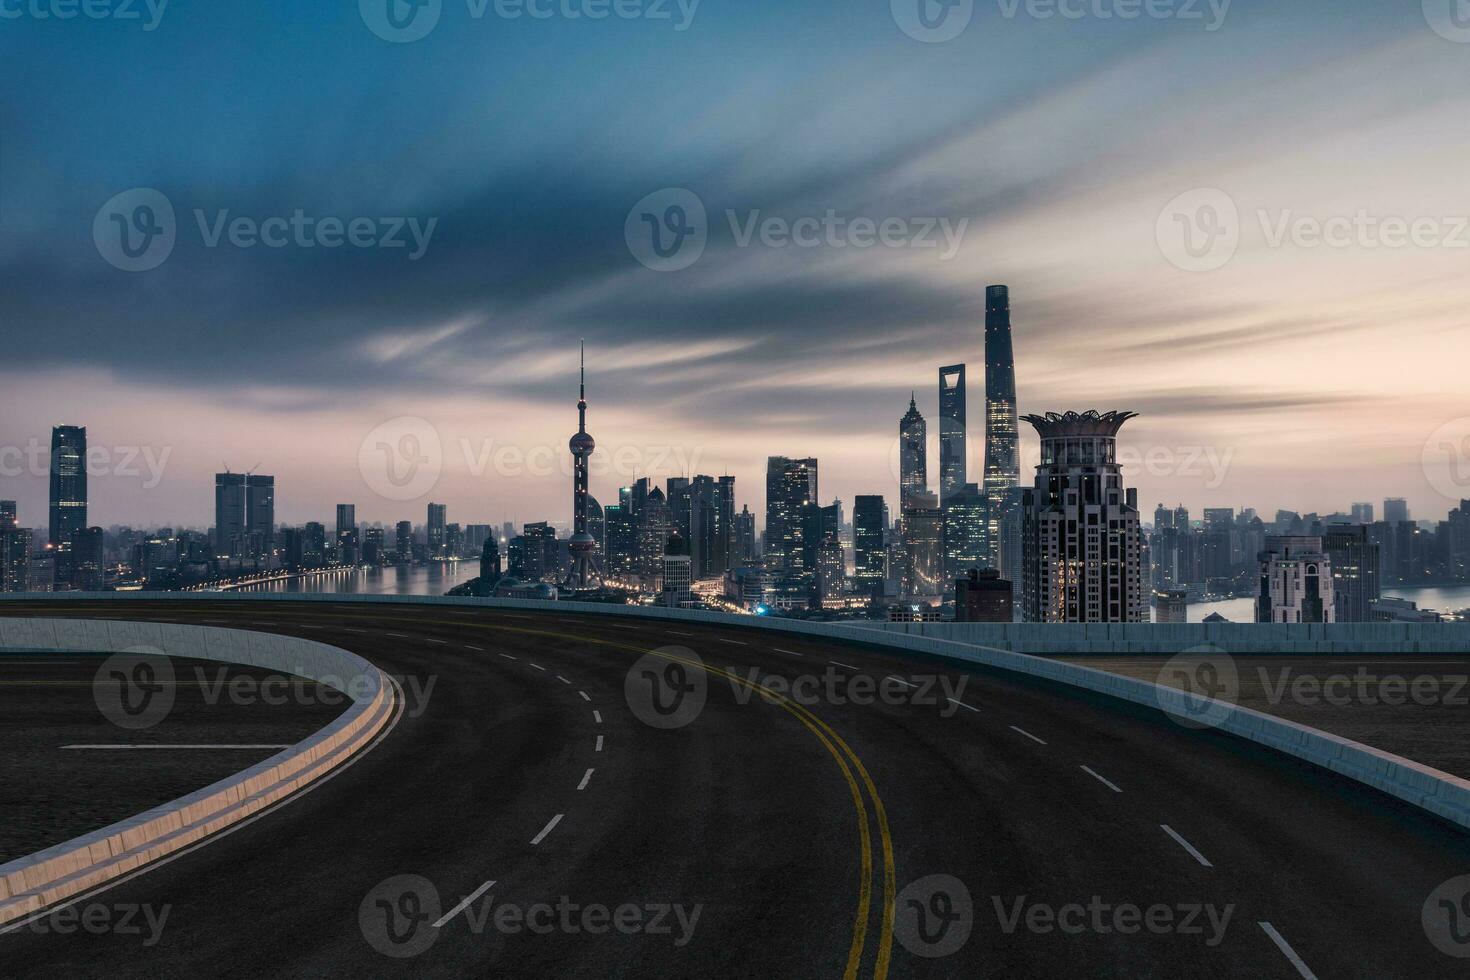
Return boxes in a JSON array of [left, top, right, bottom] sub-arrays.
[[2, 599, 1468, 978]]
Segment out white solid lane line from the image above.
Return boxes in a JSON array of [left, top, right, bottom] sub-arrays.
[[1161, 825, 1213, 867], [62, 744, 291, 750], [1081, 766, 1122, 793], [531, 814, 563, 845], [432, 880, 497, 928], [577, 768, 594, 791], [830, 661, 858, 671], [947, 698, 979, 712], [1258, 922, 1317, 979], [1009, 725, 1047, 745], [579, 691, 591, 701], [595, 735, 604, 752]]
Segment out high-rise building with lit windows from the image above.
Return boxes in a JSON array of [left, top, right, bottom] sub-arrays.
[[938, 364, 966, 506], [983, 286, 1019, 577], [1020, 411, 1145, 623], [49, 425, 87, 586], [898, 396, 927, 507]]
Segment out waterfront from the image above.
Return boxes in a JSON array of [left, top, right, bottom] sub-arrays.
[[230, 562, 475, 596], [1186, 585, 1470, 623]]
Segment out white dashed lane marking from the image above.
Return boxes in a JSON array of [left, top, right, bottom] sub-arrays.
[[499, 654, 518, 661], [556, 675, 571, 685], [773, 648, 804, 657], [577, 768, 594, 791], [1009, 725, 1047, 745], [530, 814, 563, 846], [718, 638, 747, 646], [1081, 766, 1122, 793], [529, 664, 547, 672], [1259, 922, 1317, 979], [1161, 825, 1212, 868], [595, 735, 604, 752], [946, 698, 978, 712], [593, 710, 602, 723], [830, 661, 858, 671], [579, 691, 591, 701], [432, 880, 496, 928]]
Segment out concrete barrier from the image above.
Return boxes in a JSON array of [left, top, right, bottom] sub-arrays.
[[0, 618, 396, 926]]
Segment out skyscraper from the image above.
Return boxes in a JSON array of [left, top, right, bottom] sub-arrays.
[[214, 471, 274, 558], [1020, 411, 1145, 623], [1256, 536, 1335, 624], [900, 490, 942, 599], [938, 364, 966, 505], [898, 396, 927, 506], [853, 495, 887, 582], [1384, 498, 1410, 524], [1324, 523, 1380, 623], [941, 482, 988, 580], [565, 344, 600, 590], [49, 425, 87, 586], [395, 520, 414, 562], [983, 285, 1019, 564], [336, 504, 358, 565], [427, 503, 447, 557], [764, 457, 818, 571]]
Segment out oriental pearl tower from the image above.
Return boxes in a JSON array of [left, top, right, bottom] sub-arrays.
[[565, 343, 600, 590]]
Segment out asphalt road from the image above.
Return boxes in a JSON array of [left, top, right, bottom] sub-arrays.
[[2, 599, 1469, 978], [0, 653, 344, 862]]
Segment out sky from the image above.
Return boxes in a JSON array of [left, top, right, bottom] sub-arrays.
[[3, 0, 1470, 531]]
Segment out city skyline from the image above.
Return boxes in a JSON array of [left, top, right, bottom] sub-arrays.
[[5, 4, 1470, 530]]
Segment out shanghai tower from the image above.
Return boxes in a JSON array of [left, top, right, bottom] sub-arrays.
[[982, 285, 1019, 545]]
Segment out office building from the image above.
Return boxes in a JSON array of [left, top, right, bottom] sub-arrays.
[[942, 483, 988, 581], [336, 504, 358, 565], [1323, 524, 1380, 623], [395, 521, 414, 562], [662, 532, 693, 607], [938, 364, 966, 505], [734, 505, 757, 564], [1256, 535, 1335, 624], [765, 457, 818, 571], [898, 396, 927, 506], [49, 425, 87, 586], [956, 568, 1014, 622], [853, 495, 887, 582], [1154, 589, 1189, 624], [901, 490, 943, 599], [1351, 502, 1375, 524], [1020, 411, 1146, 624], [1384, 498, 1410, 524], [427, 503, 447, 558], [983, 285, 1020, 553], [215, 471, 274, 558]]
